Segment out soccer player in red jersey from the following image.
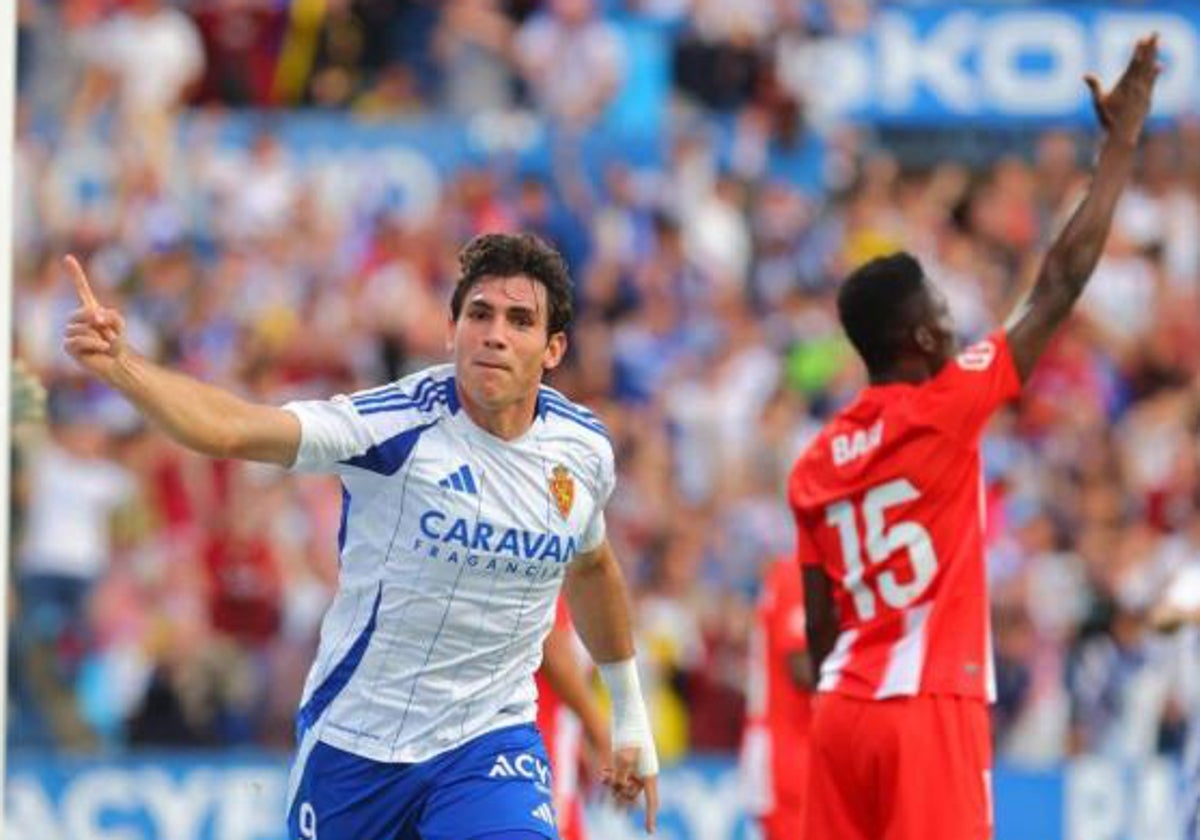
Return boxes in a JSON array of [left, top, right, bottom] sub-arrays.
[[740, 556, 814, 840], [537, 600, 609, 840], [789, 36, 1160, 840]]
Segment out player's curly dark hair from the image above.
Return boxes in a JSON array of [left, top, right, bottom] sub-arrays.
[[837, 251, 928, 374], [450, 233, 574, 337]]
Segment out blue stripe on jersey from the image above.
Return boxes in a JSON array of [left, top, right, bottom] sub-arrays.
[[351, 375, 439, 409], [353, 377, 461, 417], [341, 420, 438, 475], [356, 380, 453, 416], [357, 394, 446, 416], [351, 387, 402, 409], [542, 404, 609, 439], [349, 382, 405, 405], [295, 584, 383, 740], [423, 380, 453, 412], [538, 388, 601, 421], [337, 485, 351, 560], [538, 391, 609, 434]]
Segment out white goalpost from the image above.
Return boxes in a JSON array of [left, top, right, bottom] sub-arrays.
[[1, 0, 18, 831]]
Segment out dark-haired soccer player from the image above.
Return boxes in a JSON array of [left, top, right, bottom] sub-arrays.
[[63, 233, 658, 840], [789, 36, 1160, 840]]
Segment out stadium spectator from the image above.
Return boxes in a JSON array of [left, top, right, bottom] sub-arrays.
[[514, 0, 626, 128], [76, 0, 204, 175]]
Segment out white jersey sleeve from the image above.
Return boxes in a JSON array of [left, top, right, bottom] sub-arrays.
[[284, 395, 375, 472], [536, 383, 616, 555], [577, 438, 615, 553], [282, 367, 454, 475]]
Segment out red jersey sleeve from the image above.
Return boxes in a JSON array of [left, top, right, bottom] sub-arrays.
[[793, 503, 823, 569], [916, 329, 1020, 445], [767, 560, 808, 656]]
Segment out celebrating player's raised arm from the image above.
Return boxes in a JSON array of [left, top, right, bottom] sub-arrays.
[[1005, 34, 1160, 382], [62, 255, 301, 465], [564, 539, 659, 834]]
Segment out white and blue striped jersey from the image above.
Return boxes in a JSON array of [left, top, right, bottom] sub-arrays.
[[282, 364, 615, 764]]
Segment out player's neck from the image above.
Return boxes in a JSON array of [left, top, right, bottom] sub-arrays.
[[868, 357, 936, 386], [456, 386, 538, 441]]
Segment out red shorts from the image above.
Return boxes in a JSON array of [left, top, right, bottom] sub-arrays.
[[806, 693, 993, 840]]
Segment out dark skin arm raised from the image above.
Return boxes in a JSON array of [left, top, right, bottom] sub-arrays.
[[1005, 34, 1160, 383]]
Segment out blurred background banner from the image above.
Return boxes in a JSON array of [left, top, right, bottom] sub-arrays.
[[788, 4, 1200, 125], [149, 111, 822, 215], [3, 755, 1184, 840]]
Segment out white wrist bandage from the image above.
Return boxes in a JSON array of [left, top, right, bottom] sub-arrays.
[[598, 658, 659, 776]]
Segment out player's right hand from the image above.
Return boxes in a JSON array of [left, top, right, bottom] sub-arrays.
[[1084, 33, 1161, 147], [603, 745, 659, 834], [62, 255, 130, 381]]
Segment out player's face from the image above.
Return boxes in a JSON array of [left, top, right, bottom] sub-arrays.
[[926, 285, 955, 364], [451, 275, 566, 410], [915, 284, 958, 370]]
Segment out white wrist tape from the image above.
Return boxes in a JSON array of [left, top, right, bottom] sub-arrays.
[[598, 658, 659, 776]]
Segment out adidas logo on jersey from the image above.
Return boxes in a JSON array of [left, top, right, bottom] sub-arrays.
[[488, 752, 551, 785], [530, 803, 556, 827], [438, 464, 478, 495]]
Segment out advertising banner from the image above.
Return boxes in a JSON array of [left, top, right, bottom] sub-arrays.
[[777, 4, 1200, 124], [5, 753, 1187, 840]]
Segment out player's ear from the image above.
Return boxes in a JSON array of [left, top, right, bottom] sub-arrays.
[[445, 317, 456, 353], [543, 331, 567, 371], [913, 324, 939, 355]]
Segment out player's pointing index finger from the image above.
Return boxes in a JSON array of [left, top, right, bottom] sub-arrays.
[[63, 255, 98, 310], [643, 776, 659, 834]]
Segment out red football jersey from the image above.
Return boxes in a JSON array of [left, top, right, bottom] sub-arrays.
[[788, 330, 1020, 701], [743, 556, 813, 810]]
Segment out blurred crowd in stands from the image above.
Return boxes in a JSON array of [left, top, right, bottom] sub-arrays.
[[11, 0, 1200, 773]]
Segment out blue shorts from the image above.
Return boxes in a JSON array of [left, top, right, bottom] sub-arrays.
[[287, 723, 560, 840]]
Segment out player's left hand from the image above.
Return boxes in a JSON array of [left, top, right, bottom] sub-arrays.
[[602, 745, 658, 834], [1084, 32, 1161, 147]]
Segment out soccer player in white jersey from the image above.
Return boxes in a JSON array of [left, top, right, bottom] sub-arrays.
[[62, 233, 659, 840]]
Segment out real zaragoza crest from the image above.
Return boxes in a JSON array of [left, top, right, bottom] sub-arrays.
[[549, 465, 575, 519]]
